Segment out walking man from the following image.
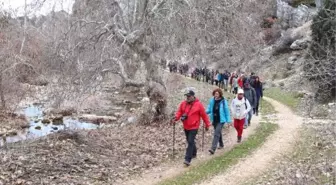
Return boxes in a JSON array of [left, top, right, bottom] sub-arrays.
[[231, 89, 251, 143], [172, 90, 211, 166], [243, 82, 257, 128]]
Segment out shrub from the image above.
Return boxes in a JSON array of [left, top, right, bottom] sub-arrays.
[[304, 0, 336, 102]]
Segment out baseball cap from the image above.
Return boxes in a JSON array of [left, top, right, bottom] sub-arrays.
[[184, 90, 195, 96], [238, 89, 244, 94]]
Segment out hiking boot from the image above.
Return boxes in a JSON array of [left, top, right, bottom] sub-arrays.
[[244, 125, 247, 129], [237, 136, 242, 143], [183, 161, 190, 167], [208, 149, 215, 155], [218, 146, 224, 150], [248, 121, 251, 126]]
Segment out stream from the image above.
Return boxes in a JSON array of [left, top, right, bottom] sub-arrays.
[[0, 105, 100, 147]]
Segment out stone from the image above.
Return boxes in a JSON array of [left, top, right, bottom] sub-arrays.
[[127, 117, 136, 124], [79, 114, 117, 124], [43, 107, 75, 117], [52, 116, 64, 125], [35, 126, 42, 130], [328, 103, 335, 107], [41, 119, 51, 124], [277, 0, 316, 28], [290, 38, 311, 50]]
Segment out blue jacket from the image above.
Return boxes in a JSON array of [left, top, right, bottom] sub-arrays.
[[206, 98, 231, 124]]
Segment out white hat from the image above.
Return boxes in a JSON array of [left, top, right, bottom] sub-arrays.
[[238, 89, 244, 94]]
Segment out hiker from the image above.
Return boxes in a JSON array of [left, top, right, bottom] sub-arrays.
[[238, 74, 244, 88], [243, 82, 257, 128], [253, 77, 263, 116], [223, 71, 229, 91], [231, 89, 252, 143], [172, 90, 211, 166], [249, 72, 257, 88], [232, 75, 239, 94], [206, 88, 231, 154], [229, 72, 235, 93]]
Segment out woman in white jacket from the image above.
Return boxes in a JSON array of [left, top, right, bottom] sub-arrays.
[[230, 89, 252, 143]]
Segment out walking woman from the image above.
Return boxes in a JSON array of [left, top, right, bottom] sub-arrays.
[[206, 88, 231, 154], [253, 77, 263, 116], [231, 89, 251, 143]]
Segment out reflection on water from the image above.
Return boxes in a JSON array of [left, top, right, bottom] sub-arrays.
[[1, 105, 100, 147]]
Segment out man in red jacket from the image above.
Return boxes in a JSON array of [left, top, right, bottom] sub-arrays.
[[172, 90, 211, 166]]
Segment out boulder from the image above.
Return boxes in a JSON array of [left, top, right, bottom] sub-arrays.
[[79, 114, 117, 124], [277, 0, 316, 28], [51, 116, 64, 125], [290, 37, 311, 50], [43, 107, 76, 117], [41, 119, 51, 124], [20, 122, 30, 129]]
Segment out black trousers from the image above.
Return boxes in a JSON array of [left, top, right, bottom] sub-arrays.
[[184, 129, 198, 162]]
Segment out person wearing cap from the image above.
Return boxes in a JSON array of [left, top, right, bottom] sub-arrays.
[[206, 88, 231, 155], [173, 90, 211, 166], [230, 89, 252, 143]]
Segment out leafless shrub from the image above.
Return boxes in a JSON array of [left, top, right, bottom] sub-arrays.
[[303, 0, 335, 103]]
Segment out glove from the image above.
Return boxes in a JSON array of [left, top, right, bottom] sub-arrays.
[[170, 117, 177, 125]]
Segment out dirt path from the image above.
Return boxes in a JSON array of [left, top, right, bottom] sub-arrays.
[[197, 97, 302, 185], [121, 111, 261, 185]]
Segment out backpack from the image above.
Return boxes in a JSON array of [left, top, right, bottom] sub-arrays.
[[244, 97, 247, 109]]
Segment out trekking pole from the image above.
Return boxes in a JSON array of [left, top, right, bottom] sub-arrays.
[[172, 122, 176, 159], [202, 121, 205, 152]]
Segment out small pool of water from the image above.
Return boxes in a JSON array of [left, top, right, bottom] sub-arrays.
[[1, 105, 100, 147]]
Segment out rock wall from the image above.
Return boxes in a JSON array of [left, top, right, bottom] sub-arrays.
[[276, 0, 317, 28]]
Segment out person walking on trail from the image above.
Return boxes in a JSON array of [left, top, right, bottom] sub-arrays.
[[238, 74, 244, 88], [243, 82, 257, 129], [232, 75, 239, 94], [253, 77, 263, 116], [231, 89, 251, 143], [206, 88, 231, 155], [229, 72, 235, 93], [223, 71, 229, 91], [172, 90, 211, 167]]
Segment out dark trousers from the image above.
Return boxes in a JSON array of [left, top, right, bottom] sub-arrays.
[[211, 122, 224, 151], [255, 97, 260, 113], [184, 129, 198, 162]]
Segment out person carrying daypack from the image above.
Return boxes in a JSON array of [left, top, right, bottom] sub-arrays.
[[230, 89, 251, 143], [171, 90, 211, 167], [206, 88, 231, 155], [243, 82, 257, 129]]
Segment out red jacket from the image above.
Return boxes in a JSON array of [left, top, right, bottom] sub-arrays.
[[238, 78, 243, 88], [175, 99, 211, 130]]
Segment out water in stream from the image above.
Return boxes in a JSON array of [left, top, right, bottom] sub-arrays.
[[0, 105, 100, 147]]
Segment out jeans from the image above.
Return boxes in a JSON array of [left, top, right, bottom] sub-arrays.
[[211, 122, 224, 151], [245, 109, 253, 126], [223, 79, 228, 90], [184, 129, 198, 162]]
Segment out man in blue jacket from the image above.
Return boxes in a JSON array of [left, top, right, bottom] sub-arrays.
[[206, 88, 231, 154]]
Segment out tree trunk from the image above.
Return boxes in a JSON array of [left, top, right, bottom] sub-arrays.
[[0, 73, 6, 109], [130, 42, 167, 123]]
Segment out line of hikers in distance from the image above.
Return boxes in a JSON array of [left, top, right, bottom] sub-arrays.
[[168, 65, 264, 167]]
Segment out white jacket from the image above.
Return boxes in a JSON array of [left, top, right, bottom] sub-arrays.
[[230, 97, 252, 120]]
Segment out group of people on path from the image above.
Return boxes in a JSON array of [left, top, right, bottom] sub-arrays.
[[170, 68, 264, 167]]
